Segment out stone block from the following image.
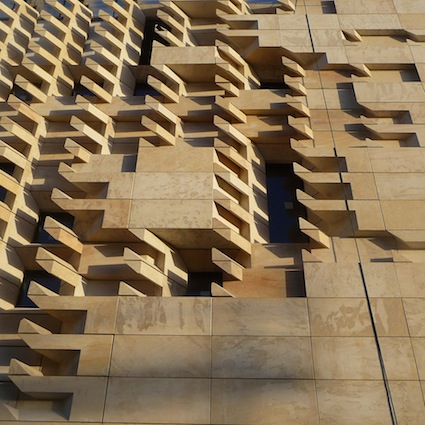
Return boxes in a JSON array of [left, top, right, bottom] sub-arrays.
[[308, 298, 373, 336], [403, 298, 425, 337], [212, 336, 313, 379], [370, 298, 409, 337], [316, 380, 392, 425], [304, 263, 365, 297], [211, 379, 318, 425], [379, 337, 419, 380], [213, 298, 310, 336], [362, 263, 401, 297], [312, 337, 381, 379], [104, 377, 210, 423], [411, 338, 425, 380], [389, 380, 425, 425], [116, 297, 212, 335], [110, 335, 211, 377]]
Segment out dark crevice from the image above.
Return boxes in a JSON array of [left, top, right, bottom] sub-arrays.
[[359, 263, 399, 425]]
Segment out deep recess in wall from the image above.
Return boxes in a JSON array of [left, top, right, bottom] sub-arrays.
[[266, 164, 308, 243]]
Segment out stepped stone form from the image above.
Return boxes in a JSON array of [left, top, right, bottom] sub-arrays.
[[1, 0, 425, 423]]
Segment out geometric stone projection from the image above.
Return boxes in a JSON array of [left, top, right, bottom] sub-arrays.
[[0, 0, 425, 424]]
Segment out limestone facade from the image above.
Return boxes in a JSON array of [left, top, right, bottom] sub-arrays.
[[1, 0, 425, 423]]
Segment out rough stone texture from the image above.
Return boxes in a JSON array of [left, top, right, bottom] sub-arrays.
[[0, 0, 425, 423]]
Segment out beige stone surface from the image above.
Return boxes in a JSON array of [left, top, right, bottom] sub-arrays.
[[308, 298, 373, 336], [130, 199, 214, 229], [312, 337, 381, 379], [379, 337, 419, 380], [381, 201, 425, 230], [110, 335, 211, 377], [211, 379, 318, 425], [395, 264, 425, 297], [19, 334, 113, 376], [403, 298, 425, 337], [304, 263, 365, 297], [362, 263, 401, 297], [389, 380, 425, 425], [132, 173, 214, 200], [116, 297, 211, 335], [104, 377, 210, 423], [375, 174, 425, 200], [0, 347, 41, 381], [411, 338, 425, 380], [213, 298, 310, 336], [393, 0, 425, 13], [10, 376, 108, 422], [212, 336, 313, 379], [1, 0, 425, 423], [27, 293, 119, 334], [369, 149, 425, 173], [316, 380, 393, 425], [334, 0, 397, 14], [355, 238, 397, 263], [370, 298, 410, 337]]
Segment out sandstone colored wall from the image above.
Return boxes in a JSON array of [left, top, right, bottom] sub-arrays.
[[0, 0, 425, 423]]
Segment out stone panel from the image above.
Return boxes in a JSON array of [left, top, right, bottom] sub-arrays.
[[312, 337, 381, 379], [212, 336, 313, 379], [211, 379, 318, 425], [104, 377, 210, 423], [116, 297, 212, 335], [213, 298, 310, 336], [316, 380, 393, 425], [110, 335, 211, 377], [308, 298, 373, 336]]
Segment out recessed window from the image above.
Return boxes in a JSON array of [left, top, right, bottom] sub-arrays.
[[44, 3, 64, 20], [0, 186, 7, 203], [321, 0, 336, 14], [16, 271, 61, 308], [134, 83, 160, 97], [260, 81, 289, 90], [139, 19, 171, 65], [33, 212, 74, 244], [11, 85, 33, 103], [0, 0, 14, 20], [73, 83, 96, 97], [186, 272, 222, 296], [266, 164, 308, 243], [0, 162, 15, 176], [115, 0, 126, 9]]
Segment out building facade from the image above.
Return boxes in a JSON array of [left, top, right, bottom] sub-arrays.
[[1, 0, 425, 423]]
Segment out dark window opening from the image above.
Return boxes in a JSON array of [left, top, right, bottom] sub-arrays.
[[44, 3, 64, 20], [12, 85, 33, 103], [186, 272, 222, 296], [84, 0, 103, 19], [121, 155, 137, 172], [33, 212, 74, 244], [60, 0, 71, 10], [321, 0, 336, 14], [260, 81, 289, 90], [134, 83, 160, 97], [103, 5, 119, 19], [0, 0, 14, 20], [73, 83, 96, 97], [16, 271, 61, 308], [139, 19, 171, 65], [0, 186, 7, 203], [266, 164, 309, 243], [0, 162, 15, 176], [115, 0, 126, 9]]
